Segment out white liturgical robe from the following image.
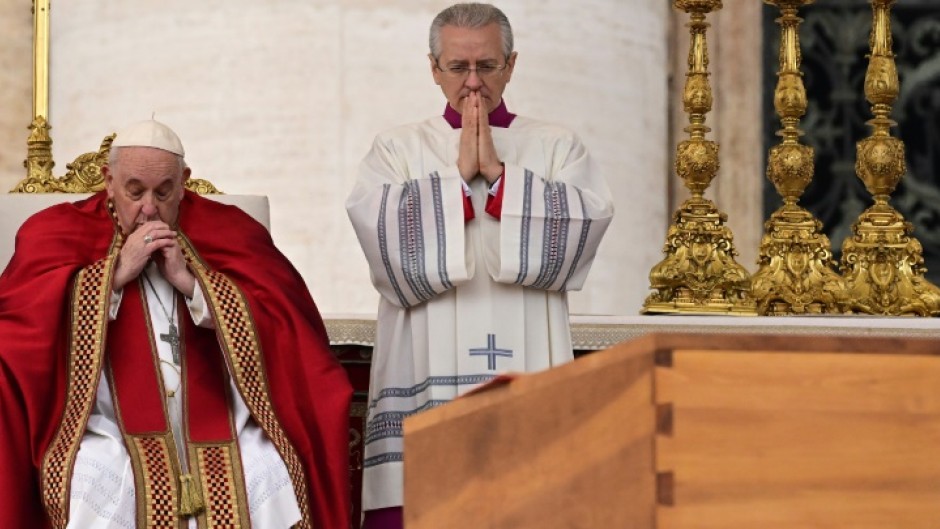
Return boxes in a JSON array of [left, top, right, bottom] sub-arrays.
[[66, 263, 301, 529], [346, 110, 614, 510]]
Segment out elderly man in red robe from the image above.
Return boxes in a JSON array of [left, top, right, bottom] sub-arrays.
[[0, 119, 352, 529]]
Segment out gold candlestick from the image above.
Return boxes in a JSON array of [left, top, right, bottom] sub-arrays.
[[643, 0, 755, 315], [32, 0, 49, 121], [17, 0, 55, 190], [751, 0, 847, 315], [838, 0, 940, 316]]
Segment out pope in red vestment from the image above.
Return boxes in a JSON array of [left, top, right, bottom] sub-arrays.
[[0, 125, 351, 528]]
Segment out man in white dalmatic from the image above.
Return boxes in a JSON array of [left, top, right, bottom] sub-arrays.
[[346, 3, 614, 528]]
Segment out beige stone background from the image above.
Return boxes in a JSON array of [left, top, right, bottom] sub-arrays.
[[0, 0, 763, 318]]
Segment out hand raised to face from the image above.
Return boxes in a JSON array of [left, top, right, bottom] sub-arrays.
[[112, 220, 175, 291], [112, 220, 196, 298]]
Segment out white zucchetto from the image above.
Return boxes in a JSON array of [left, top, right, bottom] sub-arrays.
[[111, 119, 185, 156]]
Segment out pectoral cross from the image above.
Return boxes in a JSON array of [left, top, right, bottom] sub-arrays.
[[160, 322, 181, 365]]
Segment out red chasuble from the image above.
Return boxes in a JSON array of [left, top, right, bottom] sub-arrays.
[[0, 191, 352, 529]]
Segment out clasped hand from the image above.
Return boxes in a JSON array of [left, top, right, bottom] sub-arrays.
[[457, 92, 503, 185], [113, 220, 195, 297]]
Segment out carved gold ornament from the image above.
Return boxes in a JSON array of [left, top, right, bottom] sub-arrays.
[[12, 130, 221, 195]]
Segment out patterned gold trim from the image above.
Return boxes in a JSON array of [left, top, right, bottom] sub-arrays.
[[181, 236, 312, 529], [325, 318, 378, 345], [126, 434, 183, 529], [191, 442, 250, 529], [39, 256, 115, 528]]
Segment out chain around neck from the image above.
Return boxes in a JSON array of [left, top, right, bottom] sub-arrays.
[[160, 359, 182, 398], [141, 270, 177, 323]]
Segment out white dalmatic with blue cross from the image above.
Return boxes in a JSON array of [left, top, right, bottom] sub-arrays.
[[346, 114, 615, 512]]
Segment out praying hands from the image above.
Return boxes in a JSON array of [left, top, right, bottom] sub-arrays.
[[113, 220, 195, 298], [457, 91, 503, 184]]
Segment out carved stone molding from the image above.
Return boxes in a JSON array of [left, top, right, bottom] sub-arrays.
[[323, 315, 940, 351]]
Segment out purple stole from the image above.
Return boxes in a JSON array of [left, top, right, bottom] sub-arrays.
[[443, 99, 517, 129]]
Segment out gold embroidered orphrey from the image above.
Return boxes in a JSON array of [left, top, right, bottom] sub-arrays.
[[38, 233, 314, 529]]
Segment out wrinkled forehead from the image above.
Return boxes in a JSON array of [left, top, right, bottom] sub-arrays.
[[111, 146, 184, 180]]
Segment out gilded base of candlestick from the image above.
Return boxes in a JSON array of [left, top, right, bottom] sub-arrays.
[[840, 203, 940, 316], [751, 204, 848, 315], [643, 197, 756, 315], [14, 116, 55, 192], [841, 205, 940, 316]]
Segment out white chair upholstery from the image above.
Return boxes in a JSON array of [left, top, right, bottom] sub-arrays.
[[0, 193, 270, 272]]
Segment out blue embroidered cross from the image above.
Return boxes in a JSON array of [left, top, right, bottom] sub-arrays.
[[469, 334, 513, 370]]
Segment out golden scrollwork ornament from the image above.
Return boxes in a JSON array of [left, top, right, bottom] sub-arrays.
[[750, 0, 848, 315], [643, 0, 756, 315], [13, 130, 222, 195], [838, 0, 940, 316]]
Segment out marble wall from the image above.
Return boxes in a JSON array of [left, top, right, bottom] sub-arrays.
[[0, 1, 694, 318], [0, 1, 32, 183]]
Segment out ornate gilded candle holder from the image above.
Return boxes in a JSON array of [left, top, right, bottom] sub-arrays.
[[643, 0, 756, 315], [750, 0, 847, 315], [838, 0, 940, 316], [14, 116, 56, 192]]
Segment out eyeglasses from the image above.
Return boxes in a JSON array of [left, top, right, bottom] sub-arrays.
[[435, 62, 509, 80]]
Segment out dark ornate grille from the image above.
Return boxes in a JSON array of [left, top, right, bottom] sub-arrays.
[[762, 0, 940, 283]]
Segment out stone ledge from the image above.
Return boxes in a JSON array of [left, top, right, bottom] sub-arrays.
[[325, 314, 940, 350]]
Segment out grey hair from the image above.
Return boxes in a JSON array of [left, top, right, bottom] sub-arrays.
[[429, 3, 513, 60], [108, 146, 187, 174]]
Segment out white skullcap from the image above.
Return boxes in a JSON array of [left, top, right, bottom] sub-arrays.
[[111, 119, 185, 156]]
